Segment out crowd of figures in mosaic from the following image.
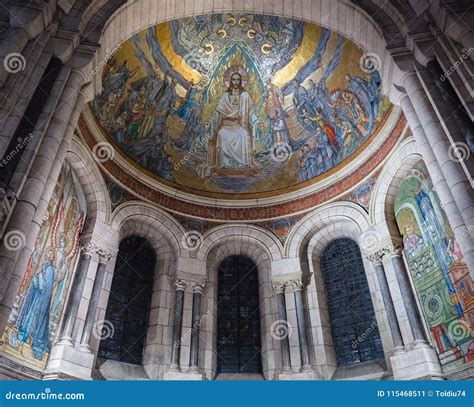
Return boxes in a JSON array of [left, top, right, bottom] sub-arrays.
[[1, 164, 87, 368], [395, 161, 474, 368], [92, 13, 390, 196]]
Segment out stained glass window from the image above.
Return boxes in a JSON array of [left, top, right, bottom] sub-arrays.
[[321, 238, 384, 366], [98, 236, 155, 365], [217, 256, 262, 374]]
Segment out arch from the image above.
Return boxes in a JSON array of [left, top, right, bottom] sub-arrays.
[[66, 135, 110, 236], [198, 224, 283, 263], [286, 202, 370, 259], [201, 227, 277, 380], [371, 136, 421, 228], [85, 0, 404, 100], [111, 201, 185, 260], [299, 216, 390, 379]]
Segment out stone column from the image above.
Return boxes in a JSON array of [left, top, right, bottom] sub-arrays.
[[79, 249, 112, 351], [289, 279, 312, 371], [189, 282, 205, 372], [367, 250, 404, 353], [0, 67, 85, 331], [170, 279, 187, 370], [273, 281, 291, 372], [403, 72, 474, 241], [398, 90, 474, 277], [386, 246, 426, 346], [59, 242, 97, 345]]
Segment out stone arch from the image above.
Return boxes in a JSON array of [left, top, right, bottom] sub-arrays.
[[86, 0, 403, 100], [66, 135, 110, 237], [198, 224, 283, 263], [200, 225, 280, 380], [286, 202, 370, 259]]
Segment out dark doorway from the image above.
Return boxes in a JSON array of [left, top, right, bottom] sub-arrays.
[[216, 255, 262, 374], [98, 236, 155, 365]]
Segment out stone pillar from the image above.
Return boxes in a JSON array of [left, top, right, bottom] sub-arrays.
[[0, 67, 85, 331], [386, 246, 426, 346], [189, 282, 205, 372], [59, 242, 96, 345], [367, 250, 404, 353], [273, 281, 291, 372], [398, 91, 474, 277], [290, 279, 312, 372], [170, 279, 187, 370], [79, 249, 112, 351], [403, 72, 474, 242]]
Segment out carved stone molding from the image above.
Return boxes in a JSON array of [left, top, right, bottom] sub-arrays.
[[285, 278, 304, 292], [383, 244, 404, 258], [80, 242, 98, 257], [272, 281, 286, 294]]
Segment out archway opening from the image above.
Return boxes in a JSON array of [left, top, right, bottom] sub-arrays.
[[98, 236, 155, 365], [321, 238, 384, 366], [216, 255, 262, 374]]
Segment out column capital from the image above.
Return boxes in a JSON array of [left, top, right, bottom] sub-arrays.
[[191, 281, 206, 294], [80, 242, 97, 256], [366, 250, 386, 265], [285, 278, 304, 292], [175, 279, 188, 291], [96, 248, 112, 264], [383, 244, 404, 258], [272, 281, 286, 294]]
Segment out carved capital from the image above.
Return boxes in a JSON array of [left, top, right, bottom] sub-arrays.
[[192, 281, 206, 294], [97, 248, 112, 263], [366, 250, 385, 265], [383, 244, 404, 257], [272, 281, 286, 294], [285, 278, 304, 292], [80, 242, 97, 257], [175, 279, 188, 291]]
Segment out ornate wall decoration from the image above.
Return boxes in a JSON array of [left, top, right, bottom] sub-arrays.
[[1, 163, 87, 369], [395, 161, 474, 367], [90, 13, 391, 199]]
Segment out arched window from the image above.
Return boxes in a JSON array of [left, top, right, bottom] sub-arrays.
[[321, 238, 384, 366], [98, 236, 155, 365], [216, 255, 262, 374]]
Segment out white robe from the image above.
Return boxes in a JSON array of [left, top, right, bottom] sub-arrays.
[[212, 91, 257, 168]]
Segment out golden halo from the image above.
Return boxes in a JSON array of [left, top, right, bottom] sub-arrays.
[[223, 65, 248, 89]]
